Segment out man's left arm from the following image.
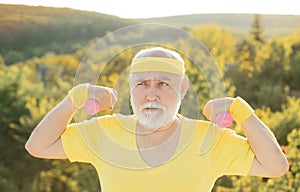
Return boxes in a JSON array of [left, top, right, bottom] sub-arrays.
[[242, 114, 289, 178], [203, 97, 289, 178]]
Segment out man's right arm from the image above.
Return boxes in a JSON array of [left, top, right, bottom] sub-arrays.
[[25, 84, 118, 159], [25, 96, 74, 159]]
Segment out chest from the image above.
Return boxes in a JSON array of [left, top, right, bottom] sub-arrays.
[[96, 146, 216, 192], [136, 128, 180, 167]]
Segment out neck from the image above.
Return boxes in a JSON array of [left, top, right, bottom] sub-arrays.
[[136, 116, 182, 151]]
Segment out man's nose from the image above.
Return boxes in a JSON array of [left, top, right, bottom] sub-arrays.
[[145, 85, 159, 101]]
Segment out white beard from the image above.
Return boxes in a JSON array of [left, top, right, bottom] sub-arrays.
[[131, 99, 181, 130]]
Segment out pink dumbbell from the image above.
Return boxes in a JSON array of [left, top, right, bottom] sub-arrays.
[[215, 112, 233, 128], [84, 98, 100, 115], [84, 88, 118, 115]]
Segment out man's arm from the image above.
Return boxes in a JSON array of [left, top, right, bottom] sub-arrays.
[[203, 97, 289, 178], [25, 96, 74, 159], [25, 84, 118, 159], [243, 114, 289, 178]]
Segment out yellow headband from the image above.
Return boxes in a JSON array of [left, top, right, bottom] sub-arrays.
[[130, 57, 185, 76]]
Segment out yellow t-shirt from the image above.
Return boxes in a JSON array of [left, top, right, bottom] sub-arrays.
[[61, 114, 254, 192]]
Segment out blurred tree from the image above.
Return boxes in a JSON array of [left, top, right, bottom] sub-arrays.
[[254, 40, 290, 110], [31, 161, 100, 192], [255, 97, 300, 145], [4, 50, 25, 65], [228, 36, 293, 110], [258, 40, 288, 82], [250, 14, 265, 44], [0, 65, 29, 136], [0, 64, 45, 192], [226, 37, 260, 106], [1, 19, 299, 191], [0, 54, 5, 66], [189, 24, 237, 72], [227, 14, 266, 107], [288, 43, 300, 93]]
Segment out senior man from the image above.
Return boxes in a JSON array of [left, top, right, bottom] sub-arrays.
[[25, 47, 288, 191]]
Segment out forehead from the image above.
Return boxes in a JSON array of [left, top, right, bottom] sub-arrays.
[[130, 71, 182, 82]]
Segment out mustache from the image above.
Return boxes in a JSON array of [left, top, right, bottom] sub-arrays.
[[139, 102, 165, 110]]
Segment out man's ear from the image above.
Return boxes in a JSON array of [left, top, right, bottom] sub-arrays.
[[180, 77, 189, 100]]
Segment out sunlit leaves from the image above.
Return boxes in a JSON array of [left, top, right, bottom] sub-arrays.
[[189, 24, 237, 72], [1, 18, 300, 191]]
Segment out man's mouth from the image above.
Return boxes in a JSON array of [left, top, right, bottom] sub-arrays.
[[143, 107, 160, 110], [142, 107, 162, 113], [139, 102, 165, 114]]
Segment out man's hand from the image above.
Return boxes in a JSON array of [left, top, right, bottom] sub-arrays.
[[87, 85, 118, 111], [203, 97, 234, 122]]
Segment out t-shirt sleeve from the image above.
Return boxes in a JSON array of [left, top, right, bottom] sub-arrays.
[[212, 128, 254, 176], [61, 122, 94, 163]]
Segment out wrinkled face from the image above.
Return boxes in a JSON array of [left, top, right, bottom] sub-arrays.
[[129, 71, 188, 129]]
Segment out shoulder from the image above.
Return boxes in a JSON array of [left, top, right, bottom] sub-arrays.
[[180, 116, 240, 155], [97, 113, 136, 129], [180, 115, 213, 133], [67, 113, 134, 135], [78, 113, 135, 126]]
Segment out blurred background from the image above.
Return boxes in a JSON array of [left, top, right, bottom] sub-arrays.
[[0, 1, 299, 191]]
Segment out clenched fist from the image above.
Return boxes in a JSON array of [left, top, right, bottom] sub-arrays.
[[87, 85, 118, 111], [203, 97, 234, 122]]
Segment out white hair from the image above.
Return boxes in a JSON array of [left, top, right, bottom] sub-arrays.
[[132, 47, 184, 64]]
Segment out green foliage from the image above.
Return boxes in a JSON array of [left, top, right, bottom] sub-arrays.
[[227, 34, 299, 111], [0, 68, 28, 132], [0, 9, 300, 192], [288, 42, 300, 92], [31, 161, 100, 192], [189, 24, 237, 71], [0, 163, 19, 192], [255, 97, 300, 145], [0, 63, 49, 192], [250, 14, 265, 43]]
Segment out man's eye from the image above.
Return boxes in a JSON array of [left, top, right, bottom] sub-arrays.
[[158, 82, 168, 87], [137, 82, 146, 86]]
